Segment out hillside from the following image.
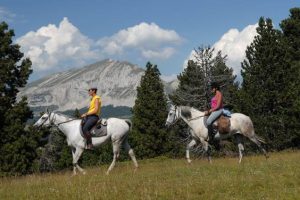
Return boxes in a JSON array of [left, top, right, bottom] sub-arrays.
[[18, 59, 178, 118]]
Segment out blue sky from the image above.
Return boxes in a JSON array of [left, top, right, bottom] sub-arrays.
[[0, 0, 298, 82]]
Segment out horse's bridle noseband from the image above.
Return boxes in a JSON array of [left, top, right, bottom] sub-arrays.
[[167, 106, 180, 127], [38, 111, 55, 128]]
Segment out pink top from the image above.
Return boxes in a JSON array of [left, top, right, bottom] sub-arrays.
[[211, 95, 223, 110]]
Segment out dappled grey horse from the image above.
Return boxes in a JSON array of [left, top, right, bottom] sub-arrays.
[[34, 111, 138, 175], [165, 105, 268, 163]]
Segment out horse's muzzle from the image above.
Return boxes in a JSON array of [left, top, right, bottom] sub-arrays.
[[165, 122, 171, 129]]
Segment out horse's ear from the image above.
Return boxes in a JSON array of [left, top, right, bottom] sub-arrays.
[[166, 97, 173, 110], [46, 108, 50, 114]]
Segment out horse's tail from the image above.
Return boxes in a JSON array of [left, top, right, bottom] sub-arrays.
[[255, 134, 266, 144], [124, 119, 132, 132]]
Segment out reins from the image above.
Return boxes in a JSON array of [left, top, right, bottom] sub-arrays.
[[47, 112, 78, 127], [187, 115, 205, 121], [56, 118, 78, 126]]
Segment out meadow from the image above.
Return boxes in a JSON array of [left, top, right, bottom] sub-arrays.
[[0, 151, 299, 200]]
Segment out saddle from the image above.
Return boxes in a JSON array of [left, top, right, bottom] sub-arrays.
[[81, 118, 108, 137], [204, 109, 231, 135]]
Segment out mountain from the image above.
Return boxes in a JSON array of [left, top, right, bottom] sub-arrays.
[[18, 59, 178, 118]]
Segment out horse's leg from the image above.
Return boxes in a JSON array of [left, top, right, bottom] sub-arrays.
[[72, 147, 86, 175], [200, 137, 212, 163], [186, 139, 197, 164], [234, 134, 245, 164], [249, 135, 269, 159], [71, 147, 77, 175], [122, 138, 138, 171], [106, 141, 121, 175]]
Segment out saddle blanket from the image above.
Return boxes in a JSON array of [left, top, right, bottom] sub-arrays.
[[90, 119, 107, 137]]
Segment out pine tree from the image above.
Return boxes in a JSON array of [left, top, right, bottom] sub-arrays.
[[74, 108, 81, 118], [171, 46, 238, 110], [130, 62, 168, 158], [211, 51, 239, 110], [171, 59, 206, 109], [0, 22, 41, 175], [240, 17, 292, 149], [280, 7, 300, 147]]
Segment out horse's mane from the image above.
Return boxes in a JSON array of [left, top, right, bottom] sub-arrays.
[[181, 106, 192, 119], [180, 106, 203, 119]]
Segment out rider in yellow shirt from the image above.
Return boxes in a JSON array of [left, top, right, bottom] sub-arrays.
[[81, 87, 101, 149]]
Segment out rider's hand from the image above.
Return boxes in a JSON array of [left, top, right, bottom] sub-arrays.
[[204, 111, 209, 116], [81, 113, 87, 118]]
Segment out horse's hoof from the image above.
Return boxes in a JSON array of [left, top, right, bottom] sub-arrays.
[[187, 160, 192, 164]]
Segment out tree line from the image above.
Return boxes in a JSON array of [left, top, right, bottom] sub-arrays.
[[0, 8, 299, 176]]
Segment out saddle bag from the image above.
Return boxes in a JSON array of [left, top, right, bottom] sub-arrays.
[[217, 115, 230, 134]]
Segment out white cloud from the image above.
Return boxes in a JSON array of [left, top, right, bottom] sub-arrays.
[[142, 47, 176, 59], [17, 19, 183, 77], [0, 7, 16, 22], [213, 24, 258, 76], [184, 24, 258, 80], [97, 22, 182, 59], [16, 17, 99, 71], [160, 74, 177, 82]]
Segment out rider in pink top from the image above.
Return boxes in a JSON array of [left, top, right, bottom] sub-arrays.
[[205, 82, 223, 143], [211, 95, 223, 110]]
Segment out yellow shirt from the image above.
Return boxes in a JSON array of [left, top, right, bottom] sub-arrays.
[[88, 95, 101, 116]]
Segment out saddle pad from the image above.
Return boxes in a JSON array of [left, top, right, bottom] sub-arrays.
[[90, 124, 107, 137]]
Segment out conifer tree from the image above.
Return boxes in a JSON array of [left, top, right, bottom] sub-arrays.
[[240, 17, 292, 149], [211, 51, 239, 110], [130, 62, 168, 158], [0, 22, 40, 175], [171, 59, 206, 109], [171, 46, 237, 110], [280, 7, 300, 147]]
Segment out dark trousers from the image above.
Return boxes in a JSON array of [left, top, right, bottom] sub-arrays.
[[82, 115, 99, 135]]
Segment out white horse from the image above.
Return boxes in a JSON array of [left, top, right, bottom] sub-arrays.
[[165, 105, 268, 163], [34, 111, 138, 175]]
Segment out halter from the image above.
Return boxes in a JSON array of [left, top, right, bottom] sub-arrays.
[[37, 111, 53, 128], [38, 111, 76, 128], [167, 106, 180, 126], [167, 106, 206, 127]]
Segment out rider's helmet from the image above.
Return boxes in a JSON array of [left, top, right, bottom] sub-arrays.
[[88, 87, 98, 93], [210, 82, 220, 90]]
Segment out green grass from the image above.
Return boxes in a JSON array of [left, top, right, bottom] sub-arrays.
[[1, 151, 299, 200]]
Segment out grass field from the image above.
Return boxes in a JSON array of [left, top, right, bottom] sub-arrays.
[[0, 151, 299, 200]]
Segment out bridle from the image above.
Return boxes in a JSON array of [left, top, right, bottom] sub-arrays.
[[38, 111, 77, 128], [167, 106, 206, 127], [37, 112, 53, 128], [167, 106, 180, 127]]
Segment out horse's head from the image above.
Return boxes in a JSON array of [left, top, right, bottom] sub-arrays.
[[34, 111, 54, 128], [165, 105, 179, 128]]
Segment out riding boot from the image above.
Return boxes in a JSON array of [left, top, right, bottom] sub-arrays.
[[85, 132, 94, 150], [207, 125, 215, 144]]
